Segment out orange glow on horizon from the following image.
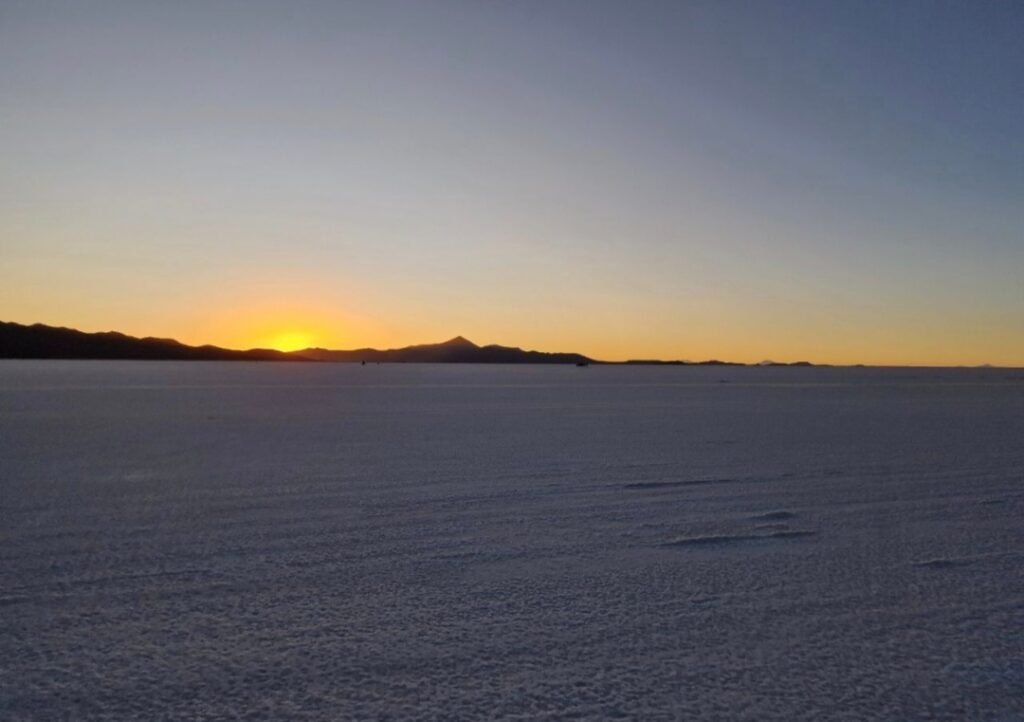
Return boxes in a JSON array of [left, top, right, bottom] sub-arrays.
[[264, 330, 315, 352], [183, 279, 366, 353]]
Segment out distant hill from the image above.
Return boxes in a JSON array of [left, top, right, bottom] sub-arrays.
[[297, 335, 593, 364], [622, 359, 746, 366], [0, 320, 823, 366], [0, 321, 301, 361], [757, 359, 815, 367], [0, 322, 593, 364]]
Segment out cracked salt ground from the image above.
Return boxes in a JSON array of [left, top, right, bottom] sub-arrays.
[[2, 362, 1023, 720]]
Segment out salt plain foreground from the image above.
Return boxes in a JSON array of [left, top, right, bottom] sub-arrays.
[[1, 361, 1023, 721]]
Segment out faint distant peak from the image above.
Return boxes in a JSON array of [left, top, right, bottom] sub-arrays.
[[440, 335, 478, 348]]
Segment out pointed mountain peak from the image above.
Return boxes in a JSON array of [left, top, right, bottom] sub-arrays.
[[440, 335, 478, 348]]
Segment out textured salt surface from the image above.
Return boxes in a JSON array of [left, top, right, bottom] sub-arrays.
[[1, 362, 1023, 720]]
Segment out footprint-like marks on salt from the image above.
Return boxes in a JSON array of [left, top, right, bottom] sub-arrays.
[[912, 552, 1022, 570], [661, 529, 816, 548], [624, 478, 738, 490], [750, 510, 798, 531], [754, 523, 791, 531], [913, 558, 975, 570], [749, 510, 796, 521], [658, 509, 816, 549]]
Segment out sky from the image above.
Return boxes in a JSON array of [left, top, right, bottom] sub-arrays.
[[2, 0, 1022, 365]]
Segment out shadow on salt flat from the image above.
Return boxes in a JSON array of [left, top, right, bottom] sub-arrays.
[[623, 478, 739, 490], [913, 558, 976, 570], [622, 471, 812, 491], [754, 522, 791, 531], [912, 552, 1022, 570], [979, 497, 1015, 506], [749, 510, 796, 521], [660, 529, 817, 548]]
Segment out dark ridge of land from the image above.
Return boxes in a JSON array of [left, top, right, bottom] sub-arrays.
[[0, 322, 593, 364], [298, 335, 592, 364], [0, 321, 301, 361], [621, 359, 747, 366], [0, 320, 838, 366]]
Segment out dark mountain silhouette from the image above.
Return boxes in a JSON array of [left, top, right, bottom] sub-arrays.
[[0, 320, 818, 366], [757, 359, 816, 367], [297, 336, 592, 364], [0, 322, 594, 364], [0, 322, 302, 361], [622, 359, 745, 366], [438, 335, 476, 347]]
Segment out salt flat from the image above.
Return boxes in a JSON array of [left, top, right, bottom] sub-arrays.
[[2, 362, 1023, 720]]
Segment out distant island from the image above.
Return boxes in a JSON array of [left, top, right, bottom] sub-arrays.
[[0, 321, 813, 366]]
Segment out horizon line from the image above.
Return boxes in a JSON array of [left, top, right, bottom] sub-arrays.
[[1, 319, 1020, 370]]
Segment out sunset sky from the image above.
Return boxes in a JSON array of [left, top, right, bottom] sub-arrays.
[[2, 1, 1022, 365]]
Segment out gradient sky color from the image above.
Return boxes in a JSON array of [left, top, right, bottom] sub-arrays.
[[2, 1, 1022, 365]]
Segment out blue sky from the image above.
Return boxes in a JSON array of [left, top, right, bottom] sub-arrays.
[[2, 1, 1022, 363]]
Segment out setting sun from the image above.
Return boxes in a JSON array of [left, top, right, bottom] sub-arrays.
[[266, 331, 314, 352]]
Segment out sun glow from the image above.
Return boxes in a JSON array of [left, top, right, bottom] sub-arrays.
[[268, 331, 314, 352]]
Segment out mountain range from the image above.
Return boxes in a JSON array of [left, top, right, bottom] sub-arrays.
[[0, 321, 819, 366], [0, 322, 593, 364], [297, 335, 592, 364], [0, 321, 300, 361]]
